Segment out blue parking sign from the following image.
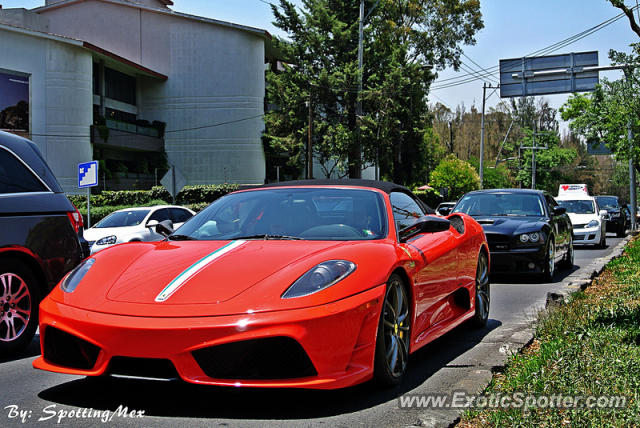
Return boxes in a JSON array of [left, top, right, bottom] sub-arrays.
[[78, 161, 99, 188]]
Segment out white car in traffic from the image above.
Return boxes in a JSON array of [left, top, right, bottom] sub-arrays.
[[85, 205, 195, 254], [556, 185, 607, 248]]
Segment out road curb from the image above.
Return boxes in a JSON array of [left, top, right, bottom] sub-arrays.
[[405, 236, 632, 428]]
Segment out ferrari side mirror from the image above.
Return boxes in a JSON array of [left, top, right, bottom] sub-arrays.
[[399, 216, 450, 242], [156, 219, 174, 237]]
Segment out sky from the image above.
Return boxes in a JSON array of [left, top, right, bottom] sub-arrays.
[[2, 0, 638, 125]]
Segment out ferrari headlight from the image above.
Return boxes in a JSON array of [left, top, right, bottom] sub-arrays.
[[96, 235, 117, 245], [61, 258, 95, 293], [587, 220, 599, 228], [282, 260, 356, 299]]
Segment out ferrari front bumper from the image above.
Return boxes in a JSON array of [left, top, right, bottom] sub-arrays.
[[33, 284, 385, 390]]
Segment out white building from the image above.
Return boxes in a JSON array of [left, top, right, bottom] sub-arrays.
[[0, 0, 272, 192]]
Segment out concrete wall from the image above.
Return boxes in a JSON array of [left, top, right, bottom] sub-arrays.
[[0, 28, 93, 192], [40, 0, 266, 185], [0, 8, 49, 32]]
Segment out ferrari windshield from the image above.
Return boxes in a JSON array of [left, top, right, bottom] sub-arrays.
[[174, 188, 388, 241], [453, 193, 545, 217], [557, 199, 596, 214], [94, 209, 150, 228]]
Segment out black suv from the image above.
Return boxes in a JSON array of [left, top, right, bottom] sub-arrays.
[[0, 131, 87, 354], [595, 195, 627, 237]]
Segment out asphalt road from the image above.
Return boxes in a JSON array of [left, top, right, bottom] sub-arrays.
[[0, 235, 625, 428]]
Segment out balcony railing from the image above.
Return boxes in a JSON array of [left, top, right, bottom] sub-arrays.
[[91, 124, 164, 153], [106, 119, 160, 138]]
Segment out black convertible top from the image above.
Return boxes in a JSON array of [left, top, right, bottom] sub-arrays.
[[260, 179, 411, 194], [257, 179, 434, 213]]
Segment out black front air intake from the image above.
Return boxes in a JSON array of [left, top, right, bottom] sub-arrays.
[[192, 337, 317, 380], [107, 356, 179, 380], [43, 326, 100, 370]]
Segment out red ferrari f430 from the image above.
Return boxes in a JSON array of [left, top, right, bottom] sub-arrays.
[[34, 180, 489, 389]]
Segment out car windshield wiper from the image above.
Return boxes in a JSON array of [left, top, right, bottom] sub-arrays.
[[167, 234, 198, 241], [231, 234, 305, 240]]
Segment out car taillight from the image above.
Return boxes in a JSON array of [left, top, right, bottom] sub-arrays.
[[67, 204, 84, 233]]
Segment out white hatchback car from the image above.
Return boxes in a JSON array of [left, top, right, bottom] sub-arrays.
[[555, 196, 607, 248], [85, 205, 195, 254]]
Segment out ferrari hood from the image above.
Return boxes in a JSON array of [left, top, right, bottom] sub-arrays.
[[473, 216, 546, 236], [103, 240, 340, 305], [52, 239, 384, 316]]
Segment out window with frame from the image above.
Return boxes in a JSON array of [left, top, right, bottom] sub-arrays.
[[104, 67, 136, 105], [390, 192, 425, 231], [0, 148, 47, 194], [149, 208, 170, 223], [170, 208, 193, 224]]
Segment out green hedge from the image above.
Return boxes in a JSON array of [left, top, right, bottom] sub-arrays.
[[68, 184, 239, 210], [173, 184, 240, 204], [412, 188, 443, 210]]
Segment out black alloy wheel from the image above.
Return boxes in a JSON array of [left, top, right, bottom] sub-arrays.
[[542, 237, 556, 283], [562, 236, 574, 268], [374, 274, 411, 386], [471, 251, 490, 327]]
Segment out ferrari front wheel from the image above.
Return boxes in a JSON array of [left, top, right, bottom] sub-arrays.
[[374, 274, 410, 387]]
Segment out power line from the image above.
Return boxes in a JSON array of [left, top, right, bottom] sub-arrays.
[[432, 6, 635, 90], [27, 113, 268, 139]]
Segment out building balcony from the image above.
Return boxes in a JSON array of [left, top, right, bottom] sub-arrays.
[[90, 120, 164, 153]]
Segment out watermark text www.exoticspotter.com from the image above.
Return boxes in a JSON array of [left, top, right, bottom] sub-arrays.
[[398, 391, 628, 411], [4, 404, 145, 424]]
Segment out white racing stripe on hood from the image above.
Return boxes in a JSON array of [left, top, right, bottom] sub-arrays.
[[154, 240, 246, 302]]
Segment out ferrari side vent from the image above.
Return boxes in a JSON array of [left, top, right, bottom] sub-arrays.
[[43, 327, 100, 370], [192, 337, 317, 380], [107, 357, 179, 380], [448, 215, 465, 234]]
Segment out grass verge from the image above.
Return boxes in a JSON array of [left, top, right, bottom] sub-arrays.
[[459, 237, 640, 427]]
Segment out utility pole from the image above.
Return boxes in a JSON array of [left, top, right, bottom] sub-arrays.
[[480, 82, 487, 189], [354, 0, 381, 179], [629, 121, 636, 230], [307, 91, 313, 179], [352, 0, 365, 179], [624, 66, 637, 230], [531, 132, 536, 189]]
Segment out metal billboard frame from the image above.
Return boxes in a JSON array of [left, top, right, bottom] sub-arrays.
[[499, 51, 599, 98]]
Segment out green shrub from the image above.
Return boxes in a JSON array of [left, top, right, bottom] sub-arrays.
[[429, 155, 480, 200], [412, 188, 442, 209], [174, 184, 239, 204], [69, 184, 239, 209], [185, 202, 210, 213]]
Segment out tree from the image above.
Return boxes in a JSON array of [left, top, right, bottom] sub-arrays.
[[264, 0, 483, 184], [610, 0, 640, 37], [560, 45, 640, 173], [468, 157, 513, 189], [429, 154, 480, 200], [515, 130, 578, 192]]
